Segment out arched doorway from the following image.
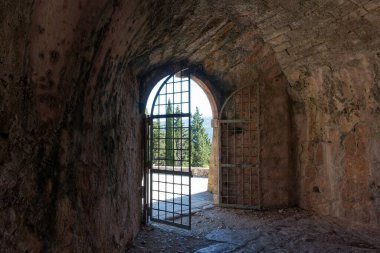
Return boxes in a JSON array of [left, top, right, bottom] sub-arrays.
[[143, 68, 218, 229], [219, 85, 261, 208], [147, 69, 192, 229]]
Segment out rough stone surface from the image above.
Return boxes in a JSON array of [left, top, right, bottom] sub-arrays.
[[205, 229, 261, 246], [195, 243, 237, 253], [1, 0, 380, 251], [132, 207, 380, 252], [1, 0, 145, 251]]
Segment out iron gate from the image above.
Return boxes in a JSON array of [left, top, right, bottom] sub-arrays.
[[147, 69, 192, 229], [219, 85, 261, 208]]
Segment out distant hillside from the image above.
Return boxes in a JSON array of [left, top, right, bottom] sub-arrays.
[[203, 116, 213, 140]]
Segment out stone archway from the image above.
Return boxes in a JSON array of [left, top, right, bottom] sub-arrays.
[[141, 64, 222, 207]]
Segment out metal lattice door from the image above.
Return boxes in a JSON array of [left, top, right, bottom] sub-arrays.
[[148, 69, 192, 229], [219, 85, 261, 208]]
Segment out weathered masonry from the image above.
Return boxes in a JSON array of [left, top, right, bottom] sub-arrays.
[[1, 0, 380, 251]]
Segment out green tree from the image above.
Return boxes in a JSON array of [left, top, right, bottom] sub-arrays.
[[191, 107, 211, 167], [174, 106, 189, 166], [165, 99, 174, 166], [152, 119, 165, 166]]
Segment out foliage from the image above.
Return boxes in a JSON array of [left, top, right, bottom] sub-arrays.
[[165, 100, 174, 166], [174, 106, 189, 166], [191, 107, 211, 167], [150, 104, 211, 168], [152, 119, 166, 166]]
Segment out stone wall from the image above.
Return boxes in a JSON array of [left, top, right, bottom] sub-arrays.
[[1, 0, 147, 251], [254, 0, 380, 227]]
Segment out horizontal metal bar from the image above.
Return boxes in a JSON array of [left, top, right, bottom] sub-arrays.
[[153, 158, 190, 162], [151, 203, 190, 209], [150, 217, 190, 230], [151, 113, 191, 119], [152, 202, 190, 207], [152, 128, 190, 131], [152, 166, 190, 171], [151, 191, 189, 196], [152, 152, 189, 155], [151, 169, 191, 176], [152, 181, 190, 186], [164, 80, 189, 84], [152, 137, 190, 140], [155, 102, 189, 107], [151, 213, 185, 219], [156, 91, 189, 95], [151, 193, 189, 198]]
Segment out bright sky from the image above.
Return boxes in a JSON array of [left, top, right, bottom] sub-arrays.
[[146, 76, 212, 117]]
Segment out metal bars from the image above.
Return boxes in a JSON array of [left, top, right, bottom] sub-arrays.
[[219, 85, 260, 208], [148, 69, 192, 229]]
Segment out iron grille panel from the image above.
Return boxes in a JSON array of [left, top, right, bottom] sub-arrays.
[[149, 69, 192, 229], [219, 85, 261, 208]]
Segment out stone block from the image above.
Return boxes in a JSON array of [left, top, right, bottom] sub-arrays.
[[263, 26, 291, 41], [364, 2, 380, 11]]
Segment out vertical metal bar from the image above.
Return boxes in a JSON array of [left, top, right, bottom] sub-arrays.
[[188, 71, 192, 228], [172, 91, 179, 223], [157, 95, 161, 220], [180, 72, 183, 170], [143, 116, 148, 224], [180, 73, 183, 225], [149, 116, 154, 220], [174, 72, 178, 225], [147, 116, 151, 223], [172, 74, 177, 223], [172, 75, 175, 174], [165, 80, 167, 221]]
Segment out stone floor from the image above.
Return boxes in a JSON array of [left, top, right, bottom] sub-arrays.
[[129, 206, 380, 252], [132, 176, 380, 252]]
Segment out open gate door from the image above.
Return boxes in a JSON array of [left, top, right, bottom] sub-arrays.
[[219, 85, 261, 208], [147, 69, 192, 229]]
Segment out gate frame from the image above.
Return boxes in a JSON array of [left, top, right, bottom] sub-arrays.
[[145, 69, 193, 230]]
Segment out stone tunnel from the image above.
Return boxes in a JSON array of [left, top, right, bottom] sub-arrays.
[[1, 0, 380, 251]]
